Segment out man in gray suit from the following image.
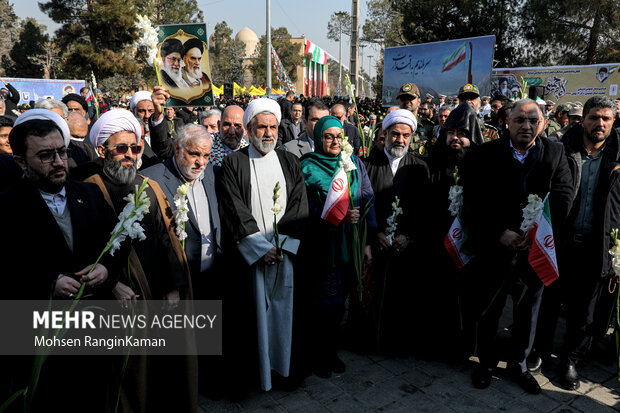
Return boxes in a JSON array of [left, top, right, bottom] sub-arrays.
[[141, 123, 220, 299], [282, 98, 329, 158]]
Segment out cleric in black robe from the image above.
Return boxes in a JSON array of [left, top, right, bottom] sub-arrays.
[[215, 98, 308, 394], [364, 109, 430, 356], [83, 109, 196, 412], [422, 103, 485, 359]]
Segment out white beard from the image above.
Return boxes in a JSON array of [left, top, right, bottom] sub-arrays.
[[183, 66, 202, 85], [250, 132, 276, 154], [386, 139, 407, 158], [164, 65, 183, 84]]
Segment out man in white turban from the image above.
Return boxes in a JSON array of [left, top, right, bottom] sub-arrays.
[[364, 108, 431, 357], [78, 101, 198, 412], [130, 90, 154, 124], [1, 108, 125, 408], [216, 97, 308, 393]]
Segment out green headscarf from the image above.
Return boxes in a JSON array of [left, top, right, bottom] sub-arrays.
[[300, 116, 361, 265]]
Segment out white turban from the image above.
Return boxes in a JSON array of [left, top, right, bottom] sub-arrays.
[[14, 109, 71, 147], [89, 109, 142, 147], [129, 91, 152, 111], [242, 98, 281, 129], [382, 109, 417, 133]]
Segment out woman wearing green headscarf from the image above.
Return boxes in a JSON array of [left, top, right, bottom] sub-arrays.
[[297, 116, 376, 379]]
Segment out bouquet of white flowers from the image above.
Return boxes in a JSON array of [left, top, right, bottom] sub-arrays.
[[173, 183, 190, 247]]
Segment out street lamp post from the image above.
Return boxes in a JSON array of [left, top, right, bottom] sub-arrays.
[[367, 55, 373, 98], [266, 0, 272, 95]]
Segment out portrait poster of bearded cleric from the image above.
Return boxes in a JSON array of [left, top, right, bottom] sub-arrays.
[[157, 23, 214, 106]]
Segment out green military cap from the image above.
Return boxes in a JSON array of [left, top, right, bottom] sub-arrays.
[[556, 103, 571, 113], [396, 83, 420, 99], [458, 83, 480, 99]]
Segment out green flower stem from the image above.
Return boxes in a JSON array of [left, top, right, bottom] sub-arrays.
[[154, 60, 163, 87], [345, 75, 368, 157]]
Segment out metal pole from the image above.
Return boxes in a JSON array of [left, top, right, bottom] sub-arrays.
[[266, 0, 272, 95], [338, 24, 342, 96], [350, 0, 359, 96], [359, 45, 365, 97], [368, 55, 373, 97]]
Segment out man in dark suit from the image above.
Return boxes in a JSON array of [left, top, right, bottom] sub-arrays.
[[463, 98, 573, 394], [277, 102, 305, 147], [330, 103, 361, 155], [1, 109, 123, 411], [534, 96, 620, 390], [282, 98, 329, 158]]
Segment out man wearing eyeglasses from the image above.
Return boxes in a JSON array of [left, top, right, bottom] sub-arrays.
[[81, 109, 197, 411], [160, 38, 184, 89], [463, 98, 573, 394], [0, 109, 125, 408], [531, 96, 620, 391]]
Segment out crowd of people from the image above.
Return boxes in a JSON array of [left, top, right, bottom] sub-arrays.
[[1, 74, 620, 412]]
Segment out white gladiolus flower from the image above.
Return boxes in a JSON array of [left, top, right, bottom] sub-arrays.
[[135, 14, 161, 67], [520, 194, 543, 233], [107, 179, 151, 256], [609, 229, 620, 276], [448, 185, 463, 217], [385, 196, 403, 246], [339, 135, 358, 173], [173, 183, 190, 242], [272, 202, 283, 214]]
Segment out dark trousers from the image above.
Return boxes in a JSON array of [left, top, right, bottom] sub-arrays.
[[533, 238, 609, 365], [474, 253, 545, 372], [308, 304, 345, 368], [562, 240, 608, 364]]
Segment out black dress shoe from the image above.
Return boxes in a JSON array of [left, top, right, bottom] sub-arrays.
[[472, 366, 493, 389], [559, 361, 580, 391], [526, 355, 543, 373], [511, 368, 542, 394]]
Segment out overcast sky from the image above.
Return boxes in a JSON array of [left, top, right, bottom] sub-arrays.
[[15, 0, 382, 78]]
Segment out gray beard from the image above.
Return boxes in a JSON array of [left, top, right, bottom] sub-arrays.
[[164, 66, 183, 84], [250, 134, 275, 154], [222, 133, 242, 149], [103, 156, 137, 186], [183, 67, 202, 83], [386, 139, 407, 158]]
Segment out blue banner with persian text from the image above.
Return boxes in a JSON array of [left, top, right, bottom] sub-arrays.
[[4, 77, 86, 105], [382, 35, 495, 106]]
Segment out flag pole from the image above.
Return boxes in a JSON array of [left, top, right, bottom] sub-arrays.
[[266, 0, 272, 96], [467, 42, 473, 84]]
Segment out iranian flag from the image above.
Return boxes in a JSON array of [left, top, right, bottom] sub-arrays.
[[322, 64, 327, 97], [321, 167, 349, 226], [609, 66, 618, 75], [304, 60, 308, 95], [442, 41, 467, 72], [527, 197, 559, 286], [305, 40, 328, 65], [85, 89, 95, 105], [444, 215, 472, 269]]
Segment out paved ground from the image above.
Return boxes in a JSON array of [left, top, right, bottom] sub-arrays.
[[198, 302, 620, 413]]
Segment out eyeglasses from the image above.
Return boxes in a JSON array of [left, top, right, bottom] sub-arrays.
[[36, 148, 70, 163], [166, 56, 181, 64], [323, 134, 343, 143], [512, 117, 540, 125], [105, 144, 141, 154]]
